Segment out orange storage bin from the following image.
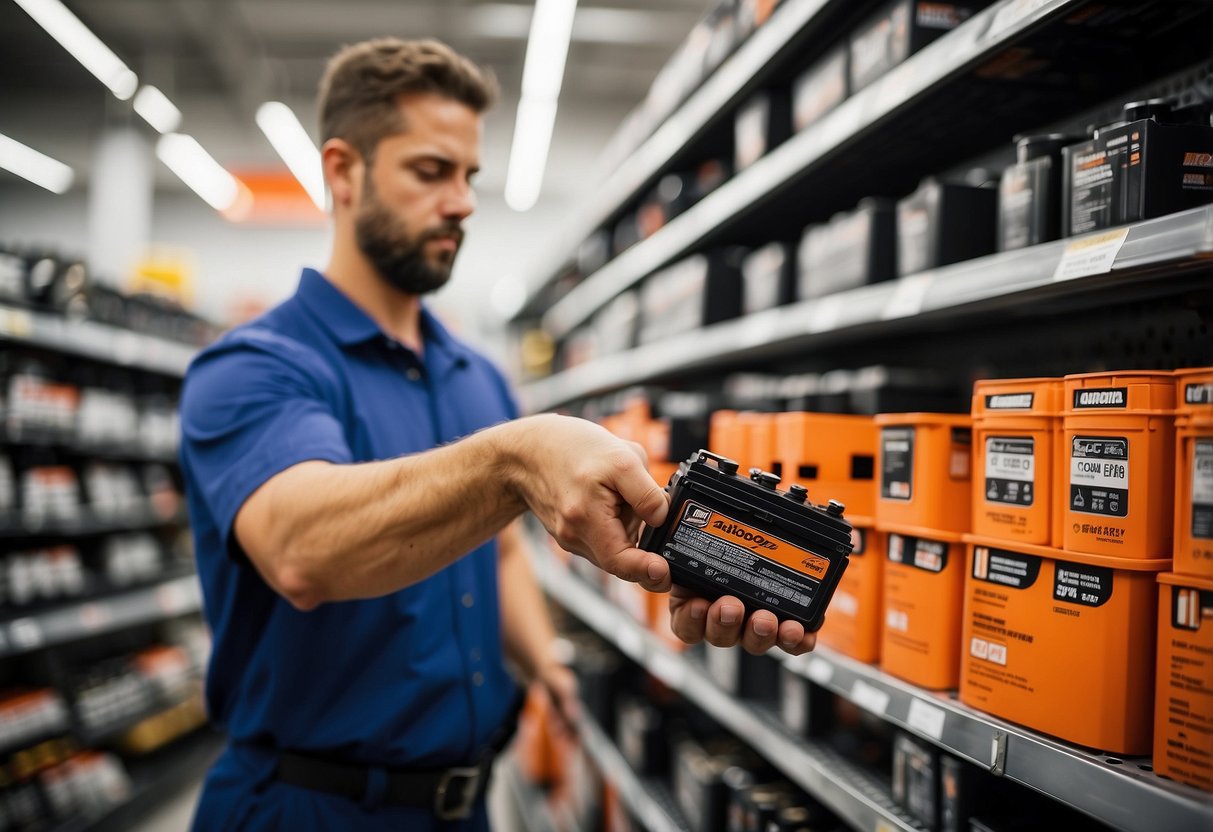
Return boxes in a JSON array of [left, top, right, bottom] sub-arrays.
[[876, 413, 972, 533], [709, 410, 744, 466], [643, 421, 680, 486], [773, 412, 877, 516], [971, 378, 1063, 545], [743, 411, 779, 476], [1062, 371, 1175, 558], [1175, 368, 1213, 578], [1154, 571, 1213, 790], [879, 523, 966, 689], [817, 518, 883, 663], [959, 535, 1166, 755]]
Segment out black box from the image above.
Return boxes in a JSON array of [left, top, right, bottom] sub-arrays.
[[705, 645, 781, 701], [896, 178, 997, 276], [892, 732, 939, 829], [940, 754, 977, 832], [615, 695, 668, 776], [849, 0, 978, 93], [674, 736, 750, 832], [778, 662, 811, 736], [998, 133, 1076, 251], [639, 249, 745, 343], [742, 242, 796, 314], [792, 47, 848, 132], [798, 198, 897, 299], [735, 90, 792, 171]]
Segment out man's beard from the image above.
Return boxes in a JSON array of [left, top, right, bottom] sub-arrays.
[[354, 181, 463, 296]]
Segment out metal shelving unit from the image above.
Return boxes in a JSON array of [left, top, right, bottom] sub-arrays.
[[0, 505, 187, 540], [529, 541, 1213, 832], [577, 715, 689, 832], [521, 205, 1213, 412], [500, 756, 565, 832]]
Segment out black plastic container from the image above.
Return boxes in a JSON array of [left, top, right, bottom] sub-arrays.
[[638, 250, 745, 344], [849, 0, 980, 93], [998, 133, 1076, 251], [896, 178, 997, 276], [742, 242, 796, 314], [798, 198, 897, 299], [892, 732, 939, 829], [735, 90, 792, 171], [792, 46, 849, 131]]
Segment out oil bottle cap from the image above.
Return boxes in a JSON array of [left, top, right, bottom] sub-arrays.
[[788, 484, 809, 503], [749, 468, 781, 489], [1014, 133, 1078, 164], [1122, 98, 1171, 123]]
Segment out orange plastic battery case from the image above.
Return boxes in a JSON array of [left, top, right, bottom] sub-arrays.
[[1175, 368, 1213, 577], [1062, 371, 1175, 558], [1154, 571, 1213, 790], [959, 534, 1167, 755], [774, 412, 877, 517], [817, 518, 883, 663], [876, 413, 972, 533], [879, 523, 966, 690], [971, 378, 1063, 546]]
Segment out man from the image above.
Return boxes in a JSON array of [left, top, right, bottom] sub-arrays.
[[181, 38, 815, 830]]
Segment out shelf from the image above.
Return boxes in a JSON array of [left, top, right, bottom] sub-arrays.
[[0, 574, 202, 659], [0, 504, 186, 540], [515, 0, 845, 318], [577, 714, 689, 832], [0, 428, 178, 464], [0, 303, 196, 378], [521, 205, 1213, 412], [501, 756, 566, 832], [529, 541, 1213, 832], [76, 678, 204, 747]]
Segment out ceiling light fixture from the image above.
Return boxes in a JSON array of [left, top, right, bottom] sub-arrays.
[[504, 0, 578, 212], [255, 101, 326, 211], [132, 85, 183, 134], [156, 133, 241, 212], [0, 132, 75, 194], [13, 0, 138, 100]]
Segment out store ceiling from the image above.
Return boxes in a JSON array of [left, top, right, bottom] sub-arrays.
[[0, 0, 709, 196]]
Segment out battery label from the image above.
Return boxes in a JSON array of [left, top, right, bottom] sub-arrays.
[[881, 427, 915, 501], [985, 436, 1035, 506], [887, 533, 949, 573], [1186, 382, 1213, 406], [665, 501, 829, 616], [1070, 148, 1113, 235], [1053, 561, 1113, 607], [1194, 439, 1213, 540], [984, 392, 1034, 410], [1172, 586, 1213, 632], [972, 546, 1041, 590], [1070, 435, 1128, 517]]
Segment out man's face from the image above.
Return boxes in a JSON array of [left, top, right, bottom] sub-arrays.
[[354, 93, 481, 295]]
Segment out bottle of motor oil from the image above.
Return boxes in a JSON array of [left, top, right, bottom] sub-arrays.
[[639, 450, 852, 631]]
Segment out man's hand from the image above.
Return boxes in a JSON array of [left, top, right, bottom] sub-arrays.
[[505, 414, 671, 592], [534, 660, 580, 741], [667, 585, 818, 656]]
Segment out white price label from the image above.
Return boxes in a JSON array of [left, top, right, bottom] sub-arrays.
[[1052, 227, 1130, 282], [908, 698, 947, 741], [851, 679, 890, 715], [881, 273, 934, 320], [806, 657, 835, 685]]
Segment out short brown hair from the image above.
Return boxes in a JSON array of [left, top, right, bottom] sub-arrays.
[[318, 38, 497, 159]]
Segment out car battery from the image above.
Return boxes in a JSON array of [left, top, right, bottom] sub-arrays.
[[880, 523, 967, 689], [638, 249, 745, 344], [640, 450, 853, 632], [971, 377, 1064, 546], [848, 365, 965, 415], [896, 178, 997, 276], [797, 198, 897, 299], [733, 783, 794, 832], [723, 766, 757, 832], [792, 46, 848, 132], [849, 0, 979, 93], [998, 134, 1076, 251], [1175, 367, 1213, 577], [1062, 370, 1176, 558], [778, 661, 812, 737], [772, 412, 877, 517], [1154, 571, 1213, 791], [616, 695, 668, 776], [817, 522, 884, 663], [692, 158, 732, 203], [1063, 99, 1213, 237], [891, 732, 938, 829], [591, 290, 640, 356], [876, 413, 972, 533], [567, 635, 626, 736], [674, 736, 750, 832], [705, 645, 780, 701], [939, 754, 978, 832], [735, 89, 792, 171], [766, 802, 840, 832], [960, 535, 1167, 754], [638, 172, 697, 239], [742, 242, 796, 315]]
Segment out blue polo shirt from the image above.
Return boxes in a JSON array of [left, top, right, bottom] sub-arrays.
[[179, 269, 520, 775]]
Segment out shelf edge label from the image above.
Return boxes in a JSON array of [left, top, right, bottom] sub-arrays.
[[1052, 227, 1130, 283]]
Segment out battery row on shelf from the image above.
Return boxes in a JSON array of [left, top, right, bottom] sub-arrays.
[[579, 366, 1212, 796]]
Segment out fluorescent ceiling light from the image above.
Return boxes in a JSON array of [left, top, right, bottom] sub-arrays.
[[470, 4, 679, 45], [132, 85, 183, 134], [505, 0, 578, 212], [156, 133, 240, 212], [0, 133, 75, 194], [13, 0, 138, 100], [255, 101, 326, 211]]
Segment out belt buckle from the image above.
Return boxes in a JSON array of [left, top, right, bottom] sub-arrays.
[[434, 766, 481, 820]]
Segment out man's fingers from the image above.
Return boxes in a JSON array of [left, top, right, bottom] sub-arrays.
[[704, 596, 745, 648], [608, 456, 669, 529], [600, 547, 671, 592], [669, 593, 709, 644], [777, 620, 816, 656], [741, 610, 780, 655]]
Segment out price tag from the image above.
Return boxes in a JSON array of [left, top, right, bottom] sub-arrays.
[[649, 651, 686, 689], [9, 618, 43, 650], [908, 698, 947, 741], [851, 679, 890, 716], [806, 656, 835, 685], [806, 295, 843, 334], [1052, 227, 1131, 282], [0, 308, 33, 338], [881, 273, 934, 320]]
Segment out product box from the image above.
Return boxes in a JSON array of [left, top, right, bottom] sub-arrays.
[[897, 178, 997, 276], [741, 242, 796, 315], [891, 732, 938, 829], [960, 536, 1166, 754], [849, 0, 978, 93], [798, 198, 897, 299], [876, 413, 972, 533], [880, 523, 966, 689], [792, 46, 848, 131], [638, 249, 745, 344], [998, 133, 1076, 251], [1175, 367, 1213, 577], [1154, 571, 1213, 790], [1062, 370, 1175, 558], [1063, 99, 1213, 237], [817, 521, 883, 663], [735, 90, 792, 171], [971, 378, 1064, 545], [773, 412, 877, 517]]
